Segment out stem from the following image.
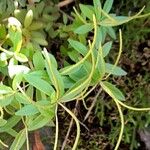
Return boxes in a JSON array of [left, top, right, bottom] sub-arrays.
[[0, 140, 8, 148], [0, 107, 4, 118], [61, 101, 79, 150], [118, 100, 150, 111], [58, 102, 80, 150], [25, 127, 29, 150], [54, 105, 59, 150], [105, 29, 122, 79], [113, 98, 124, 150]]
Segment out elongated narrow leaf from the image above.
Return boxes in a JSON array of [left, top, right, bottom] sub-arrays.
[[10, 129, 26, 150], [103, 0, 113, 13], [33, 51, 45, 70], [105, 63, 127, 76], [0, 119, 7, 127], [15, 104, 39, 116], [28, 115, 53, 131], [24, 73, 54, 96], [93, 0, 102, 21], [106, 27, 116, 39], [43, 49, 64, 98], [100, 81, 125, 101], [92, 44, 105, 83], [15, 93, 31, 104], [12, 74, 23, 90], [69, 66, 88, 81], [79, 4, 94, 20], [14, 53, 28, 62], [0, 94, 14, 107], [9, 27, 22, 52], [103, 41, 112, 57], [0, 85, 13, 94], [68, 39, 87, 56], [60, 76, 89, 102], [0, 116, 21, 133], [74, 24, 93, 34]]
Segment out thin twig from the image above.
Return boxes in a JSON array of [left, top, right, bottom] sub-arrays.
[[61, 100, 79, 150], [57, 0, 74, 8], [83, 88, 102, 122]]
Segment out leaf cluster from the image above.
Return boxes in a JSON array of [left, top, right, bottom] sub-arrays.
[[0, 0, 150, 149]]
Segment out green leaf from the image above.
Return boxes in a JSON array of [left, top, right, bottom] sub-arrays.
[[0, 24, 6, 39], [79, 4, 94, 20], [0, 118, 7, 127], [96, 26, 107, 47], [105, 63, 127, 76], [15, 93, 31, 104], [43, 49, 64, 98], [14, 53, 28, 62], [63, 13, 68, 25], [24, 73, 54, 96], [69, 66, 87, 81], [102, 41, 112, 57], [0, 115, 21, 133], [68, 39, 87, 56], [9, 129, 26, 150], [9, 27, 22, 52], [15, 104, 39, 116], [0, 85, 13, 94], [62, 76, 75, 89], [93, 0, 102, 21], [60, 76, 89, 102], [33, 51, 45, 70], [68, 50, 80, 63], [100, 81, 125, 101], [32, 37, 48, 46], [36, 101, 55, 117], [12, 74, 23, 90], [93, 44, 105, 82], [0, 94, 14, 107], [106, 27, 116, 39], [29, 21, 44, 30], [24, 9, 33, 28], [74, 24, 93, 34], [103, 0, 113, 13], [28, 115, 53, 131]]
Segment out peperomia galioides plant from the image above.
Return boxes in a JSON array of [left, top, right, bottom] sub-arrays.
[[0, 0, 150, 149]]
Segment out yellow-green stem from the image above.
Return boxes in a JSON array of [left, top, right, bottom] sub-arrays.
[[58, 102, 80, 150]]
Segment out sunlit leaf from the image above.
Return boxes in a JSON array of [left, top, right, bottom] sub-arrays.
[[8, 64, 30, 78], [105, 63, 127, 76], [0, 94, 14, 107], [100, 81, 125, 101], [0, 85, 13, 94], [14, 53, 28, 62], [15, 104, 39, 116]]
